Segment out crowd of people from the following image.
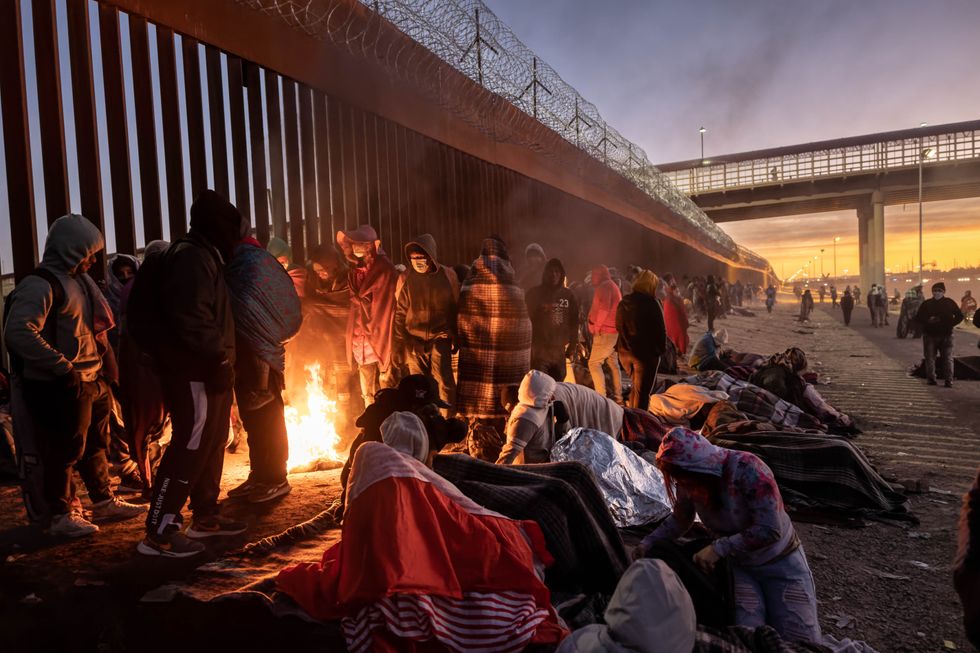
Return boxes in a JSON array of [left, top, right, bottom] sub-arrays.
[[2, 189, 978, 652]]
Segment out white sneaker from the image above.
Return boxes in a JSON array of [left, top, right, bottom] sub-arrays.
[[91, 496, 149, 522], [50, 511, 100, 538]]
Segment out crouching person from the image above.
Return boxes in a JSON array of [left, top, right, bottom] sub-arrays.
[[634, 427, 821, 644], [138, 191, 248, 557], [224, 233, 303, 503], [3, 215, 146, 537]]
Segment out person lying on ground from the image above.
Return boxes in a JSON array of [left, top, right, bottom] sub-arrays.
[[276, 416, 566, 651], [633, 427, 822, 644], [3, 214, 147, 537], [496, 369, 670, 464]]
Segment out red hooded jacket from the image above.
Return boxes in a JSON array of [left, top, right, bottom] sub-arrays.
[[588, 265, 621, 335]]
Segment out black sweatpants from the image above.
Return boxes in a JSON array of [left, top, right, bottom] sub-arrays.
[[146, 376, 232, 536], [238, 391, 288, 484], [617, 347, 661, 411], [22, 377, 113, 515]]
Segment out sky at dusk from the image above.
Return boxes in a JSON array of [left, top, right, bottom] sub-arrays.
[[488, 0, 980, 275]]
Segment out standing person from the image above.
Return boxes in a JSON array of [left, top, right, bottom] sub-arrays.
[[867, 285, 878, 326], [525, 258, 580, 382], [587, 265, 623, 403], [337, 225, 400, 408], [266, 236, 307, 296], [961, 290, 977, 320], [915, 282, 965, 388], [853, 285, 861, 305], [764, 284, 777, 314], [798, 289, 814, 322], [392, 234, 459, 412], [705, 275, 721, 332], [224, 233, 303, 503], [830, 285, 838, 308], [138, 191, 247, 557], [840, 288, 855, 326], [662, 274, 690, 356], [615, 270, 667, 411], [456, 237, 532, 432], [818, 285, 826, 304], [877, 284, 890, 326], [634, 428, 821, 644], [3, 215, 146, 537], [518, 243, 547, 291]]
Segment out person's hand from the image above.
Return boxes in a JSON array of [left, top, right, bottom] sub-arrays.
[[693, 544, 721, 573], [59, 369, 83, 399]]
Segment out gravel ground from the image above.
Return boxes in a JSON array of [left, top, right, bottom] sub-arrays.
[[0, 295, 977, 652]]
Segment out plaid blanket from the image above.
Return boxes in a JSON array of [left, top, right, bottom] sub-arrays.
[[684, 371, 826, 432], [433, 454, 628, 594], [456, 239, 532, 420], [695, 625, 832, 652], [705, 430, 913, 522]]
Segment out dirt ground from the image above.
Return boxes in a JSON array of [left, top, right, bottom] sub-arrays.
[[0, 294, 978, 652]]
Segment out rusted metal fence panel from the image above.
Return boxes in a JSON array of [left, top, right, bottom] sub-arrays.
[[157, 26, 187, 239], [128, 14, 162, 242], [32, 0, 70, 225]]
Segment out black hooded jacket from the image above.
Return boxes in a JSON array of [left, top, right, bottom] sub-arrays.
[[524, 258, 580, 354], [393, 234, 459, 347]]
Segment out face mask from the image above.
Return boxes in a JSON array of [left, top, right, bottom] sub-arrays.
[[410, 256, 430, 274], [933, 291, 944, 300], [351, 243, 371, 259]]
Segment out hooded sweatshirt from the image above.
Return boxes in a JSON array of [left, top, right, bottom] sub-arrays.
[[498, 369, 624, 464], [4, 214, 109, 382], [267, 236, 307, 297], [518, 242, 547, 290], [525, 258, 580, 354], [615, 269, 667, 362], [644, 427, 797, 567], [588, 265, 621, 335], [556, 559, 696, 653], [393, 234, 459, 347], [380, 410, 430, 463]]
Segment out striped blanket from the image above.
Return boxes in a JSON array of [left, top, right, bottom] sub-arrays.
[[684, 371, 826, 432], [456, 239, 532, 421]]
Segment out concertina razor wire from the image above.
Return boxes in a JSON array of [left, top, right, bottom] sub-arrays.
[[235, 0, 768, 265]]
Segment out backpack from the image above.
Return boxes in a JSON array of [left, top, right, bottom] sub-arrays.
[[125, 247, 168, 355], [2, 268, 65, 376]]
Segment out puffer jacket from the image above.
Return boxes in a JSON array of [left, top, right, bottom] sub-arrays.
[[3, 214, 107, 382], [393, 234, 458, 348], [588, 265, 621, 335], [615, 270, 667, 362]]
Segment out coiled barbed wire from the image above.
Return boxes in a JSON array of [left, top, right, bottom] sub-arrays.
[[235, 0, 767, 264]]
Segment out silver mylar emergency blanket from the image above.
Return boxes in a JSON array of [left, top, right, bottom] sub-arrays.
[[551, 427, 671, 528]]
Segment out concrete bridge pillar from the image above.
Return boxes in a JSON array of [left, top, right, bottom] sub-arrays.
[[858, 193, 886, 293]]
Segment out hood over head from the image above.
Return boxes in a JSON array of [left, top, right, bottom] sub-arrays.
[[309, 243, 343, 270], [266, 237, 292, 263], [110, 253, 139, 279], [592, 265, 612, 287], [381, 411, 430, 462], [525, 242, 546, 261], [143, 240, 170, 260], [656, 427, 729, 477], [189, 190, 246, 261], [518, 369, 557, 409], [541, 258, 566, 287], [405, 233, 439, 266], [557, 559, 696, 653], [40, 214, 105, 274], [632, 270, 660, 297]]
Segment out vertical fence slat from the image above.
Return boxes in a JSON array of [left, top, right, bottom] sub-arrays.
[[98, 4, 135, 254], [33, 0, 70, 223], [342, 106, 360, 227], [226, 55, 251, 221], [376, 118, 391, 250], [66, 0, 105, 251], [298, 86, 319, 250], [265, 70, 287, 240], [157, 27, 186, 237], [205, 47, 229, 198], [127, 14, 162, 242], [245, 63, 269, 244], [312, 91, 332, 243], [326, 98, 346, 230], [181, 37, 207, 199], [282, 79, 304, 260], [392, 125, 405, 250], [0, 0, 38, 279]]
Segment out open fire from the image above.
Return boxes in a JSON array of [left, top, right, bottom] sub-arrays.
[[284, 363, 347, 473]]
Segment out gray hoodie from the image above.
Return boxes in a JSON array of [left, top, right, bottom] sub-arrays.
[[3, 214, 106, 382]]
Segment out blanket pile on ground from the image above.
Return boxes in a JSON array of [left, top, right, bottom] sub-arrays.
[[684, 371, 827, 432]]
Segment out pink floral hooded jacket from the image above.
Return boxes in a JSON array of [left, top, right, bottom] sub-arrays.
[[643, 427, 797, 567]]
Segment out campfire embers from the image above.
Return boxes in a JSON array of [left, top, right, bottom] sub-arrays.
[[284, 364, 346, 473]]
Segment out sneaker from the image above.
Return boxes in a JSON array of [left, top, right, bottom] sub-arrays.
[[248, 480, 291, 504], [185, 516, 248, 539], [944, 379, 953, 388], [91, 496, 149, 522], [117, 470, 145, 493], [49, 510, 99, 538], [227, 477, 257, 499], [927, 378, 938, 386], [137, 529, 206, 558]]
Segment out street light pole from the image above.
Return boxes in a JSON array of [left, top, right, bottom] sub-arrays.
[[918, 141, 924, 287], [699, 126, 706, 162], [820, 249, 824, 279]]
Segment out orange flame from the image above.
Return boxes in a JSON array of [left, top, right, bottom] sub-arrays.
[[284, 364, 346, 472]]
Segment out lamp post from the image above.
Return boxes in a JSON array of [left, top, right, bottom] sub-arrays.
[[918, 142, 937, 287], [820, 249, 824, 279], [699, 126, 706, 162]]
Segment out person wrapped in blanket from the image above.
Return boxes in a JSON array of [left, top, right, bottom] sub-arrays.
[[277, 411, 566, 652], [496, 369, 671, 464], [633, 427, 821, 644]]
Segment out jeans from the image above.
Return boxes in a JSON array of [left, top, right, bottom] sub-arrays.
[[923, 333, 954, 382], [617, 347, 660, 411], [407, 338, 456, 413], [733, 547, 821, 644], [588, 332, 621, 401], [22, 377, 113, 515], [358, 362, 396, 407], [147, 376, 233, 536]]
